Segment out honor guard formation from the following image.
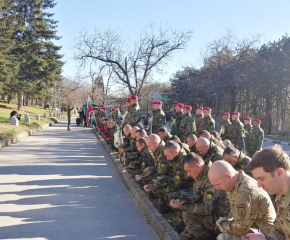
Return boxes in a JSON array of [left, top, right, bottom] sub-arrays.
[[92, 96, 290, 240]]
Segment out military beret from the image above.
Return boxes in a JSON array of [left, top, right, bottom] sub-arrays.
[[196, 106, 203, 110], [176, 103, 184, 108], [156, 100, 163, 104], [232, 111, 240, 115], [131, 95, 138, 99], [114, 106, 119, 109], [203, 107, 211, 111], [253, 119, 261, 124], [99, 105, 104, 107], [125, 98, 130, 102], [102, 107, 106, 110], [184, 105, 192, 110], [152, 101, 157, 104], [68, 105, 72, 108], [222, 112, 230, 116], [244, 117, 251, 121]]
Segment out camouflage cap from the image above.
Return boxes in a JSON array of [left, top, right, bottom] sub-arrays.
[[174, 190, 201, 205], [126, 161, 141, 169], [139, 166, 155, 178], [147, 175, 168, 190]]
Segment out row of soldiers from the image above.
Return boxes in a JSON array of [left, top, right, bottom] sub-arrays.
[[96, 96, 290, 240]]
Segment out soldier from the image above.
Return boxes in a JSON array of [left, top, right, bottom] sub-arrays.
[[247, 146, 290, 240], [157, 126, 172, 143], [112, 106, 121, 124], [151, 100, 166, 134], [122, 98, 132, 127], [107, 121, 117, 148], [169, 135, 190, 153], [221, 112, 232, 141], [135, 129, 148, 140], [144, 134, 170, 212], [122, 126, 140, 164], [119, 125, 132, 149], [175, 103, 184, 129], [178, 105, 194, 142], [196, 138, 224, 164], [67, 105, 73, 131], [244, 117, 252, 135], [186, 134, 198, 153], [195, 106, 204, 135], [129, 96, 142, 127], [202, 107, 215, 133], [199, 130, 226, 149], [170, 153, 230, 240], [228, 111, 245, 151], [223, 146, 253, 177], [208, 161, 276, 239], [223, 139, 232, 148], [246, 119, 264, 157]]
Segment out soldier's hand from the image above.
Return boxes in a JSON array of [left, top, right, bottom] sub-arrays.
[[246, 233, 266, 240], [135, 175, 141, 181], [170, 199, 182, 209], [143, 185, 154, 192]]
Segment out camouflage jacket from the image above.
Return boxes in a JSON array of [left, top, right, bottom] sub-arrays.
[[157, 148, 192, 193], [124, 137, 137, 152], [221, 120, 232, 140], [112, 110, 120, 123], [108, 125, 117, 137], [228, 119, 245, 149], [129, 103, 142, 127], [120, 133, 131, 149], [217, 171, 276, 237], [175, 111, 183, 128], [138, 147, 155, 173], [180, 142, 190, 153], [195, 114, 204, 135], [178, 113, 194, 140], [123, 106, 132, 127], [244, 124, 253, 136], [163, 132, 172, 143], [189, 144, 199, 154], [202, 142, 224, 164], [153, 141, 170, 176], [152, 109, 166, 134], [267, 187, 290, 240], [234, 152, 253, 177], [202, 115, 215, 133], [210, 135, 226, 149], [247, 126, 264, 152], [182, 162, 230, 217]]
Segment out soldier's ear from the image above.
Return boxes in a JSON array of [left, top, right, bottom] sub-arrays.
[[174, 150, 178, 155], [276, 168, 284, 178], [154, 141, 158, 146], [225, 173, 232, 179], [195, 164, 201, 169]]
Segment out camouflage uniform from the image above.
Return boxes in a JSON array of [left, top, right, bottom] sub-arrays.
[[246, 126, 264, 157], [180, 163, 230, 240], [120, 133, 131, 149], [267, 187, 290, 240], [221, 120, 232, 141], [124, 137, 140, 163], [233, 152, 253, 178], [244, 124, 252, 136], [217, 171, 276, 239], [201, 142, 224, 164], [202, 115, 216, 133], [189, 144, 199, 154], [123, 106, 132, 127], [210, 135, 226, 149], [112, 109, 120, 124], [228, 119, 245, 150], [180, 142, 190, 153], [175, 111, 183, 129], [178, 113, 194, 142], [129, 103, 142, 127], [195, 114, 204, 135], [152, 108, 166, 134], [163, 132, 173, 143]]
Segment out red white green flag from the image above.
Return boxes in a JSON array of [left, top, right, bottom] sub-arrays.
[[86, 100, 93, 124]]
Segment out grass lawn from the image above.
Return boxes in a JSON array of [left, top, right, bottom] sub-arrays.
[[265, 134, 290, 142], [0, 100, 66, 140]]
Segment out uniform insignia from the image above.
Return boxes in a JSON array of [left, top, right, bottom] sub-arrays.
[[206, 194, 212, 200], [142, 162, 145, 166], [161, 164, 165, 168], [237, 204, 246, 218], [175, 176, 180, 180]]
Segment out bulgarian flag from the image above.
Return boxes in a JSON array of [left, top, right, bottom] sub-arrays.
[[86, 100, 93, 124]]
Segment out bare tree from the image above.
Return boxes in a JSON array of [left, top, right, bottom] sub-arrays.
[[74, 24, 192, 97]]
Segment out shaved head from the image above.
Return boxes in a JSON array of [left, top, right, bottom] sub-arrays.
[[130, 126, 140, 139], [208, 160, 239, 192], [186, 134, 197, 148], [123, 125, 132, 135], [223, 139, 232, 148], [196, 138, 210, 155], [164, 141, 180, 161], [199, 130, 211, 139], [146, 134, 161, 152]]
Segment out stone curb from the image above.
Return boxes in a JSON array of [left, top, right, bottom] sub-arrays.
[[264, 138, 290, 145], [0, 117, 64, 150], [92, 127, 180, 240]]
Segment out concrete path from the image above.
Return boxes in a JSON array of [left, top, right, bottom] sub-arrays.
[[0, 120, 158, 240]]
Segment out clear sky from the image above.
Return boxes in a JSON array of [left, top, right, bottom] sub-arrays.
[[53, 0, 290, 82]]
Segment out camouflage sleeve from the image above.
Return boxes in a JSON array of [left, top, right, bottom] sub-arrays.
[[185, 117, 194, 137], [219, 191, 260, 237], [237, 127, 244, 149], [146, 151, 155, 166], [130, 109, 141, 127], [193, 118, 196, 134], [256, 130, 264, 151], [209, 120, 215, 133], [267, 225, 287, 240], [120, 137, 130, 149], [161, 114, 166, 127], [182, 184, 221, 215], [162, 168, 188, 193], [157, 157, 170, 175]]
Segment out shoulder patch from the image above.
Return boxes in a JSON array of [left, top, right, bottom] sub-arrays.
[[161, 164, 165, 168], [175, 176, 180, 180], [206, 194, 213, 200]]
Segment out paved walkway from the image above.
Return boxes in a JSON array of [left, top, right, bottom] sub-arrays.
[[0, 120, 158, 240]]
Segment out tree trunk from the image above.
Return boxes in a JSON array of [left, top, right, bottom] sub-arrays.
[[17, 94, 23, 111], [7, 95, 12, 104], [1, 95, 6, 101]]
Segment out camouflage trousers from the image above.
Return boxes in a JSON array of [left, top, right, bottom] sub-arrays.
[[180, 212, 218, 240], [217, 233, 249, 240]]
